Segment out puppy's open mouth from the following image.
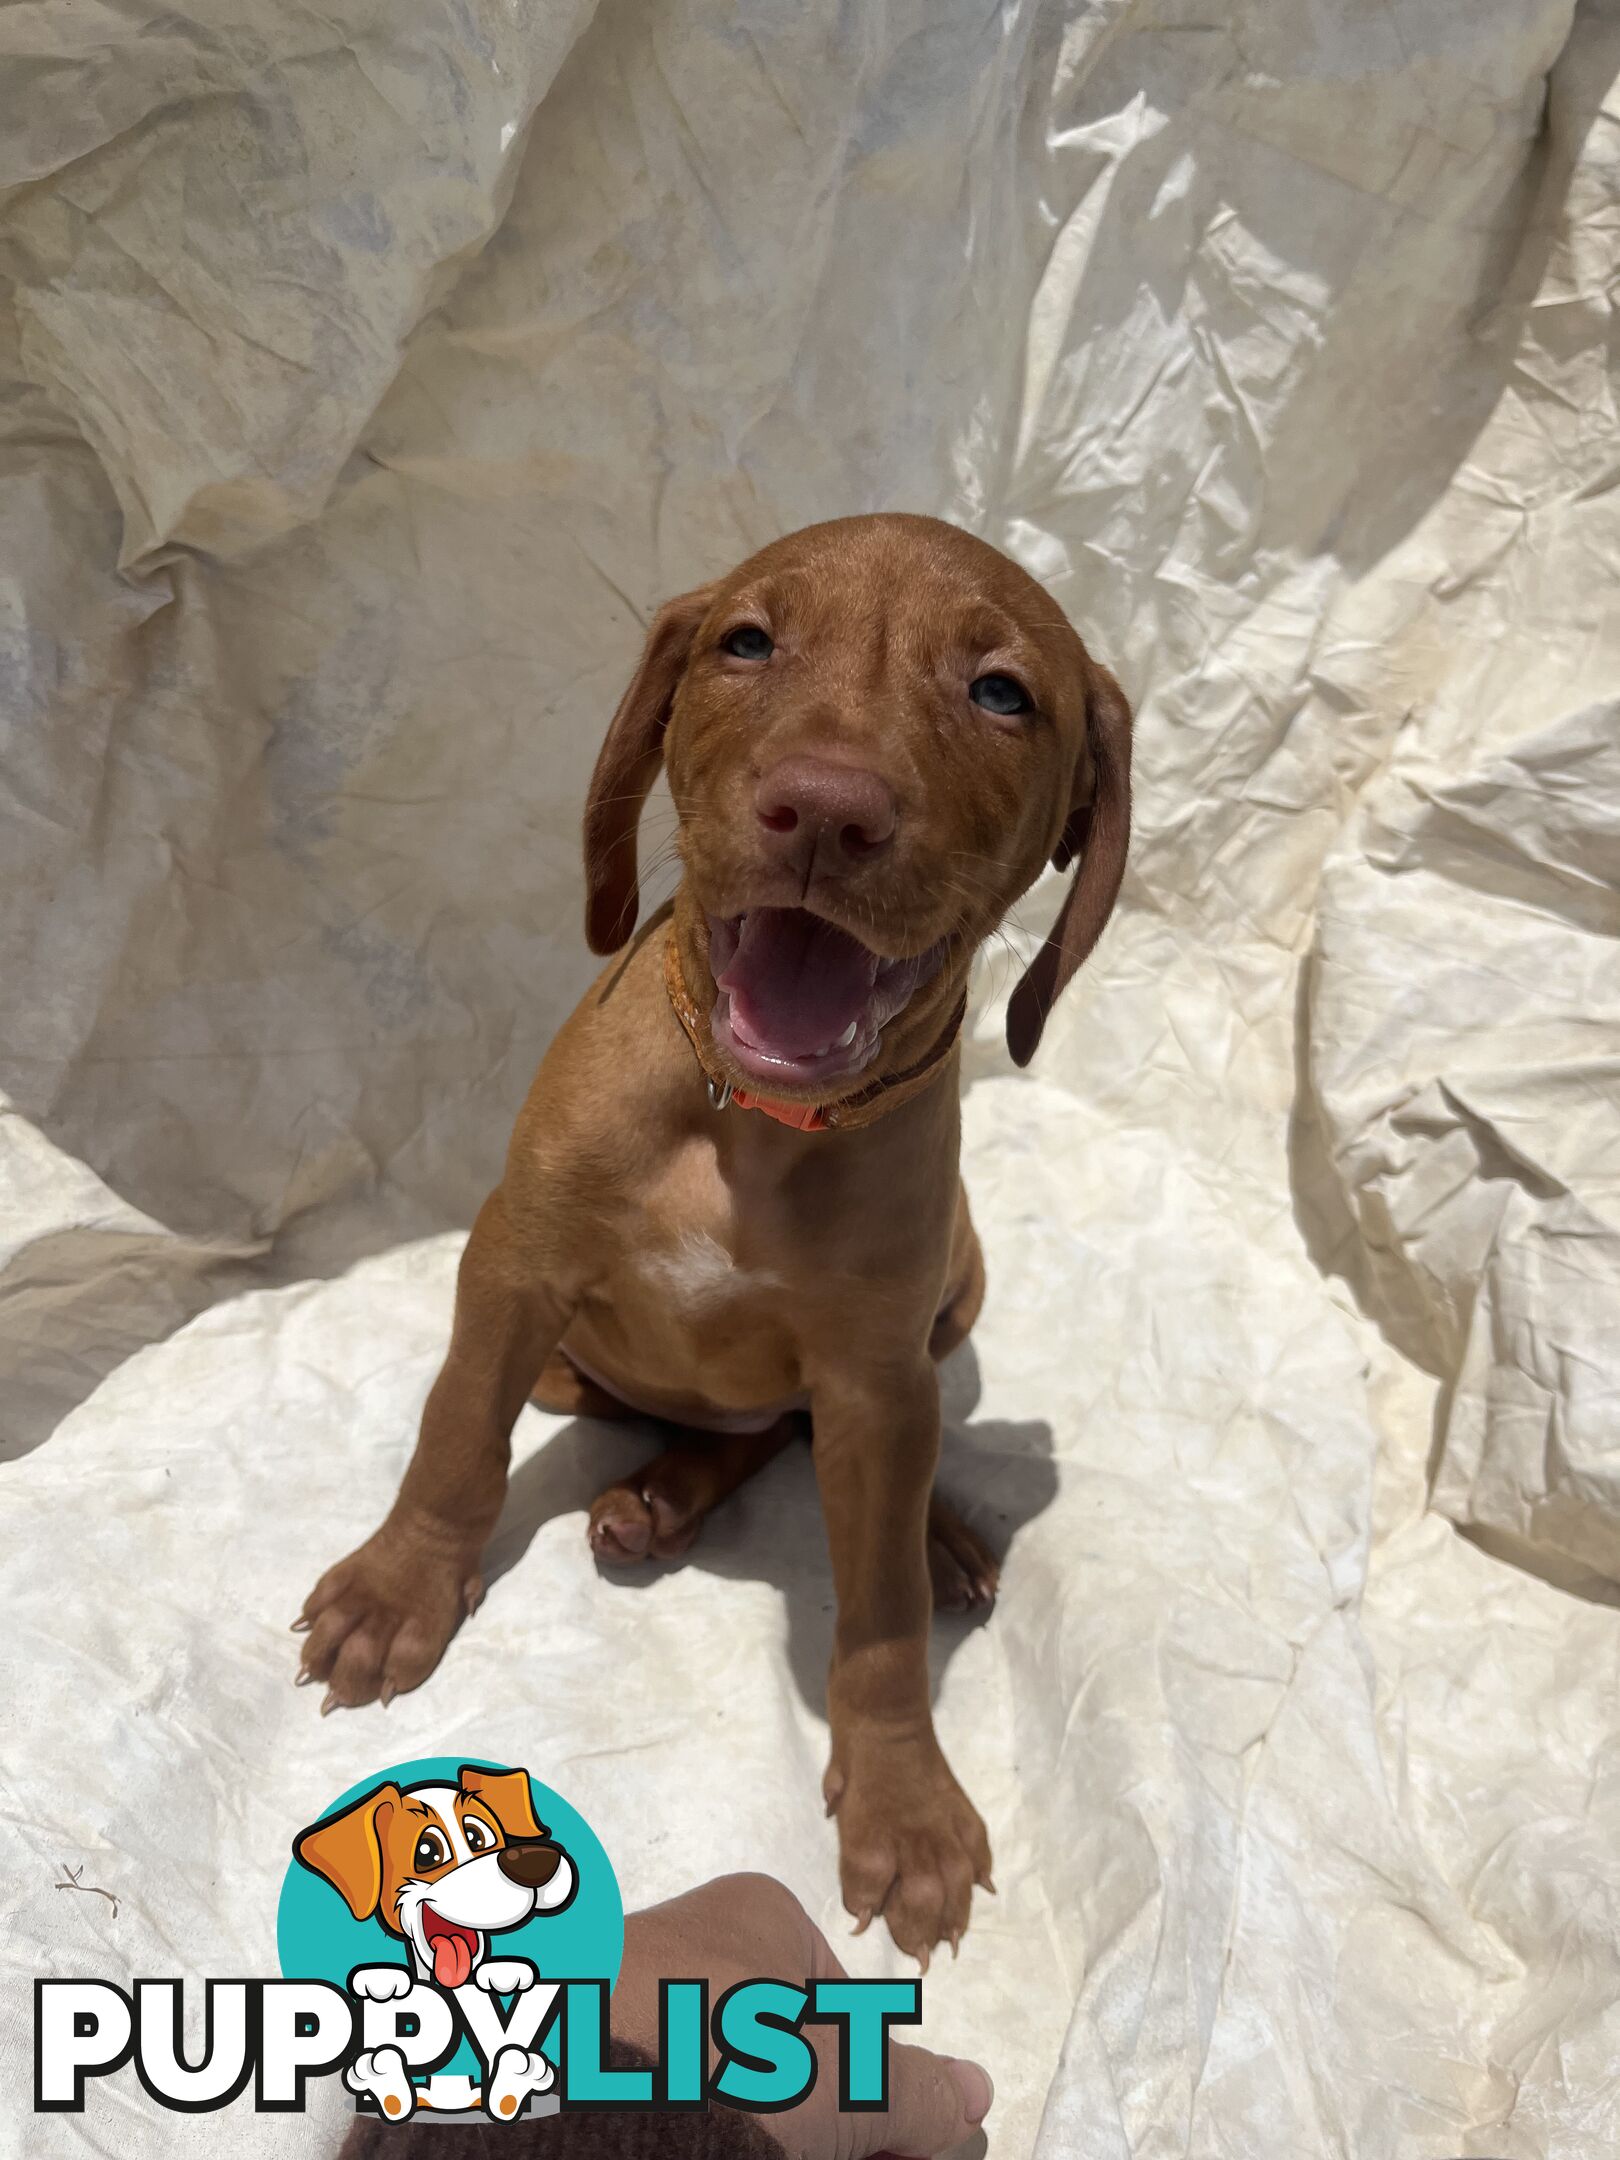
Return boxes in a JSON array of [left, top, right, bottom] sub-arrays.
[[708, 908, 947, 1090], [421, 1907, 480, 1989]]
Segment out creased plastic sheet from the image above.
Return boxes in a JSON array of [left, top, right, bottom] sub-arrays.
[[2, 1, 1618, 2154]]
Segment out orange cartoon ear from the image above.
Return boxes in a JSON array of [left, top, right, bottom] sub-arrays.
[[292, 1783, 402, 1921], [459, 1764, 544, 1841]]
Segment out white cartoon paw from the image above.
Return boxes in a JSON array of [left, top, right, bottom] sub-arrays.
[[484, 2045, 555, 2120], [474, 1958, 537, 1995], [345, 2045, 416, 2120], [350, 1964, 414, 2001]]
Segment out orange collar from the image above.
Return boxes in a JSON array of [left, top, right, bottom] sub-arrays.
[[662, 929, 963, 1134]]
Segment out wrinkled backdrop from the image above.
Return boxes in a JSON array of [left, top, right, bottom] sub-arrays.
[[3, 2, 1618, 2154]]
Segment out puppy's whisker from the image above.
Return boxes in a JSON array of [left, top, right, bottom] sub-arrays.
[[583, 787, 684, 812], [630, 825, 685, 885]]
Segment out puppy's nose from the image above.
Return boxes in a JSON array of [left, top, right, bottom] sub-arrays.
[[755, 756, 896, 876], [497, 1840, 565, 1889]]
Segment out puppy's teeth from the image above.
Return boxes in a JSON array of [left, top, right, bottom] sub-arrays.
[[837, 1021, 858, 1048]]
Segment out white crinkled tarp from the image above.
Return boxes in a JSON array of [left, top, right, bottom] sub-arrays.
[[3, 1, 1619, 2154]]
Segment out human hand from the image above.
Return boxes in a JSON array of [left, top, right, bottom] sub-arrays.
[[614, 1872, 993, 2158]]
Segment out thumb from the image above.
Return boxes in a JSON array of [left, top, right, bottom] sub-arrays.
[[859, 2041, 993, 2157]]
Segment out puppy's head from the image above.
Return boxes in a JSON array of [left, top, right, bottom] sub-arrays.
[[293, 1765, 576, 1988], [584, 513, 1131, 1091]]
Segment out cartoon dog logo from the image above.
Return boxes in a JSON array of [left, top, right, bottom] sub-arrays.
[[294, 1763, 576, 2119]]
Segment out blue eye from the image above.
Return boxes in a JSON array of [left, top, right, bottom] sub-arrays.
[[721, 625, 774, 660], [970, 673, 1032, 716]]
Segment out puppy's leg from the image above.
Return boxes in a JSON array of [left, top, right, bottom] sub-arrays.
[[811, 1355, 992, 1965], [927, 1181, 985, 1361], [924, 1184, 998, 1610], [297, 1189, 566, 1710], [530, 1347, 638, 1421], [588, 1417, 797, 1563], [588, 1419, 997, 1609], [541, 1347, 795, 1558]]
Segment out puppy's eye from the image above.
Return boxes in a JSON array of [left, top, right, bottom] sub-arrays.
[[412, 1830, 449, 1872], [463, 1819, 492, 1853], [969, 673, 1032, 717], [720, 624, 773, 661]]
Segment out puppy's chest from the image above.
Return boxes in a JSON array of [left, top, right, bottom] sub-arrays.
[[619, 1140, 795, 1318], [634, 1227, 777, 1319]]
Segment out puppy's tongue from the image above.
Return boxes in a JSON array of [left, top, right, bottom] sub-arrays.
[[718, 909, 879, 1060], [431, 1931, 473, 1989]]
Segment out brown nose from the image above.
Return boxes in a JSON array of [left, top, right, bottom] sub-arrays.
[[497, 1840, 565, 1888], [755, 756, 896, 878]]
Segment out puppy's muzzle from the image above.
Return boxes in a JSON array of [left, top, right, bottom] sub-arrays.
[[755, 755, 896, 879], [497, 1839, 567, 1889]]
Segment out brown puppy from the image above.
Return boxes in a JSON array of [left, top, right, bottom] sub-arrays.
[[297, 513, 1131, 1961]]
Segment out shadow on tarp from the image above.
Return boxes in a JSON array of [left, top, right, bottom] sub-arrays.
[[479, 1338, 1059, 1717]]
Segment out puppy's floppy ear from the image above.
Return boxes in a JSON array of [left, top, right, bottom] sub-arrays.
[[458, 1763, 545, 1841], [583, 582, 720, 955], [292, 1782, 401, 1922], [1006, 658, 1133, 1067]]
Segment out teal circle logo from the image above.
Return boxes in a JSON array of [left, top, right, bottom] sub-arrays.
[[277, 1757, 622, 2116]]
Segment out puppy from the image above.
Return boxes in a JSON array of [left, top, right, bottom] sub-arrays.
[[297, 514, 1132, 1959]]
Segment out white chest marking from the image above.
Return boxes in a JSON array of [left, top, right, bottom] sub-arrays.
[[637, 1229, 781, 1312]]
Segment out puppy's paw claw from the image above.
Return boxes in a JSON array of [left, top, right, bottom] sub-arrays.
[[587, 1488, 654, 1563], [836, 1744, 992, 1963], [927, 1502, 1000, 1615], [295, 1531, 477, 1710]]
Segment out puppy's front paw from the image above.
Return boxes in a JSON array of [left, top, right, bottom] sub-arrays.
[[827, 1737, 992, 1968], [295, 1526, 483, 1710], [475, 1958, 537, 1995], [351, 1964, 414, 2002]]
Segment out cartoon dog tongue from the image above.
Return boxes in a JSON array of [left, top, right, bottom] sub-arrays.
[[428, 1920, 475, 1989]]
